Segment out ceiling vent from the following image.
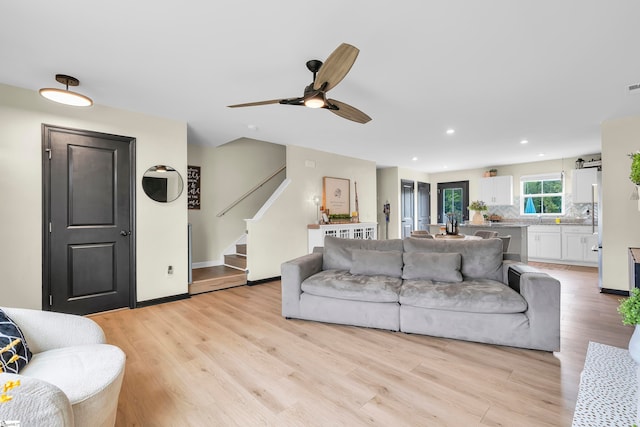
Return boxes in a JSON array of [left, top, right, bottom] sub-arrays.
[[628, 83, 640, 94]]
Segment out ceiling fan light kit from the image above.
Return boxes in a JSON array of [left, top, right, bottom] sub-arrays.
[[304, 92, 326, 109], [228, 43, 371, 123], [39, 74, 93, 107]]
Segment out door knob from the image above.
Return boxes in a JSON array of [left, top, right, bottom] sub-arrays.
[[120, 230, 130, 236]]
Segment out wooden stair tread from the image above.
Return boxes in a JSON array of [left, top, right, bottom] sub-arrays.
[[190, 265, 246, 295], [224, 254, 247, 269], [236, 244, 247, 255]]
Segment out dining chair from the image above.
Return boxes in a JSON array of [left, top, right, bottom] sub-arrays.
[[474, 230, 498, 239], [498, 235, 511, 252]]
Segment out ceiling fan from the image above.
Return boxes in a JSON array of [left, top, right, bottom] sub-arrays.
[[228, 43, 372, 124]]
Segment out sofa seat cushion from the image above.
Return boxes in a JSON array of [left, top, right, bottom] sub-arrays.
[[400, 279, 528, 314], [20, 343, 125, 406], [302, 270, 402, 303]]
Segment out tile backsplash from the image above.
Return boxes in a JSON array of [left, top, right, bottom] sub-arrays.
[[485, 194, 598, 225]]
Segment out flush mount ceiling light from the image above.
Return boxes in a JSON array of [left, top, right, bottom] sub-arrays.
[[39, 74, 93, 107]]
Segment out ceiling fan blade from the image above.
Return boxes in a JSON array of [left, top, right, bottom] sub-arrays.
[[313, 43, 359, 92], [227, 99, 282, 108], [327, 99, 372, 124]]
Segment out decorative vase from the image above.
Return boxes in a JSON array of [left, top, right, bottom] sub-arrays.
[[471, 210, 484, 225], [629, 324, 640, 364]]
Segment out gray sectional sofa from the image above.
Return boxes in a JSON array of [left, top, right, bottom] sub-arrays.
[[281, 236, 561, 351]]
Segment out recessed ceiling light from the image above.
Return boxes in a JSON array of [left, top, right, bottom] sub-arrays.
[[247, 124, 258, 131], [443, 165, 448, 169], [411, 157, 418, 161], [446, 129, 455, 135], [520, 140, 528, 144], [538, 153, 545, 157]]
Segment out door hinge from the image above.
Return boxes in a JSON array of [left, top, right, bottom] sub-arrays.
[[45, 148, 52, 160]]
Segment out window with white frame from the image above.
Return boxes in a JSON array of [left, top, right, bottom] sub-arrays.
[[520, 173, 564, 215]]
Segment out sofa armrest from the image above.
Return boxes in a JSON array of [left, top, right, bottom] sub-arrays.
[[0, 373, 74, 427], [503, 264, 561, 351], [1, 307, 106, 353], [281, 252, 323, 318]]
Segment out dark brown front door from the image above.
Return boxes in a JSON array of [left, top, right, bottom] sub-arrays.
[[43, 125, 135, 315], [417, 181, 430, 230], [401, 180, 414, 238]]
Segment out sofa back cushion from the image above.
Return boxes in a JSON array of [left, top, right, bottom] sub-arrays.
[[323, 236, 404, 271], [403, 237, 503, 281], [350, 249, 403, 278], [402, 252, 463, 282]]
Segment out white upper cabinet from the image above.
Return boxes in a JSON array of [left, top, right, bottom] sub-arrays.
[[480, 176, 513, 205], [571, 168, 598, 203]]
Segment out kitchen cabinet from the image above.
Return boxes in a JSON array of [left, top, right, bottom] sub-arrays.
[[528, 225, 598, 266], [480, 176, 513, 205], [571, 168, 598, 203], [562, 226, 598, 264], [528, 225, 562, 260]]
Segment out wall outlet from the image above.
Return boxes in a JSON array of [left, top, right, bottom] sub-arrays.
[[167, 265, 173, 275]]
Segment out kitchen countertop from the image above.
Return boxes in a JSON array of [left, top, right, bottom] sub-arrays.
[[460, 223, 529, 227], [458, 219, 593, 227]]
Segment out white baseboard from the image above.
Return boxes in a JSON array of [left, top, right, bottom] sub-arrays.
[[192, 259, 223, 269]]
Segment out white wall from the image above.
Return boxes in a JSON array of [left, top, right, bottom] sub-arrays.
[[376, 167, 399, 239], [427, 156, 599, 221], [0, 83, 188, 308], [246, 145, 377, 281], [601, 116, 640, 292], [376, 167, 431, 239], [187, 138, 285, 265]]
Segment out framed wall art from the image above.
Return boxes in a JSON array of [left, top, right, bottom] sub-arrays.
[[323, 176, 350, 215], [187, 165, 201, 210]]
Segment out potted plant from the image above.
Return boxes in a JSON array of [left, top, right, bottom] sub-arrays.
[[489, 168, 498, 177], [468, 200, 487, 224], [630, 152, 640, 185], [630, 152, 640, 208], [617, 288, 640, 363]]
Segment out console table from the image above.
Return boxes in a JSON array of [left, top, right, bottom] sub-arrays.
[[572, 341, 638, 426], [307, 222, 377, 253]]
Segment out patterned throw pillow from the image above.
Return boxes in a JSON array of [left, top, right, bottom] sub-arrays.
[[0, 309, 32, 374]]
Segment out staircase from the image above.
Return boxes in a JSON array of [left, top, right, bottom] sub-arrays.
[[189, 243, 247, 295], [224, 243, 247, 270]]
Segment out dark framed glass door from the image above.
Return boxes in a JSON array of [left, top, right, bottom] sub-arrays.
[[437, 181, 469, 223]]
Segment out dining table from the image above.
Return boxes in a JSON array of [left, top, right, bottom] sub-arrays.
[[433, 234, 482, 240]]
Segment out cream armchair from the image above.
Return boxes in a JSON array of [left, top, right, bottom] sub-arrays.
[[0, 308, 125, 427]]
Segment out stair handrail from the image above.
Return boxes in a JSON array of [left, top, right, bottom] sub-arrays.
[[217, 165, 286, 217]]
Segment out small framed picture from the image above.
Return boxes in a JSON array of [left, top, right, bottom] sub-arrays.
[[323, 177, 350, 215]]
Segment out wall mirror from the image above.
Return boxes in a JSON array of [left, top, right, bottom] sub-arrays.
[[142, 165, 184, 203]]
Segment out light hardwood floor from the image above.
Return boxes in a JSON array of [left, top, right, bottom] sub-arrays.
[[91, 264, 632, 426]]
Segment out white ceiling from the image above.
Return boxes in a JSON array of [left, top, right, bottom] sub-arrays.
[[2, 1, 640, 172]]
